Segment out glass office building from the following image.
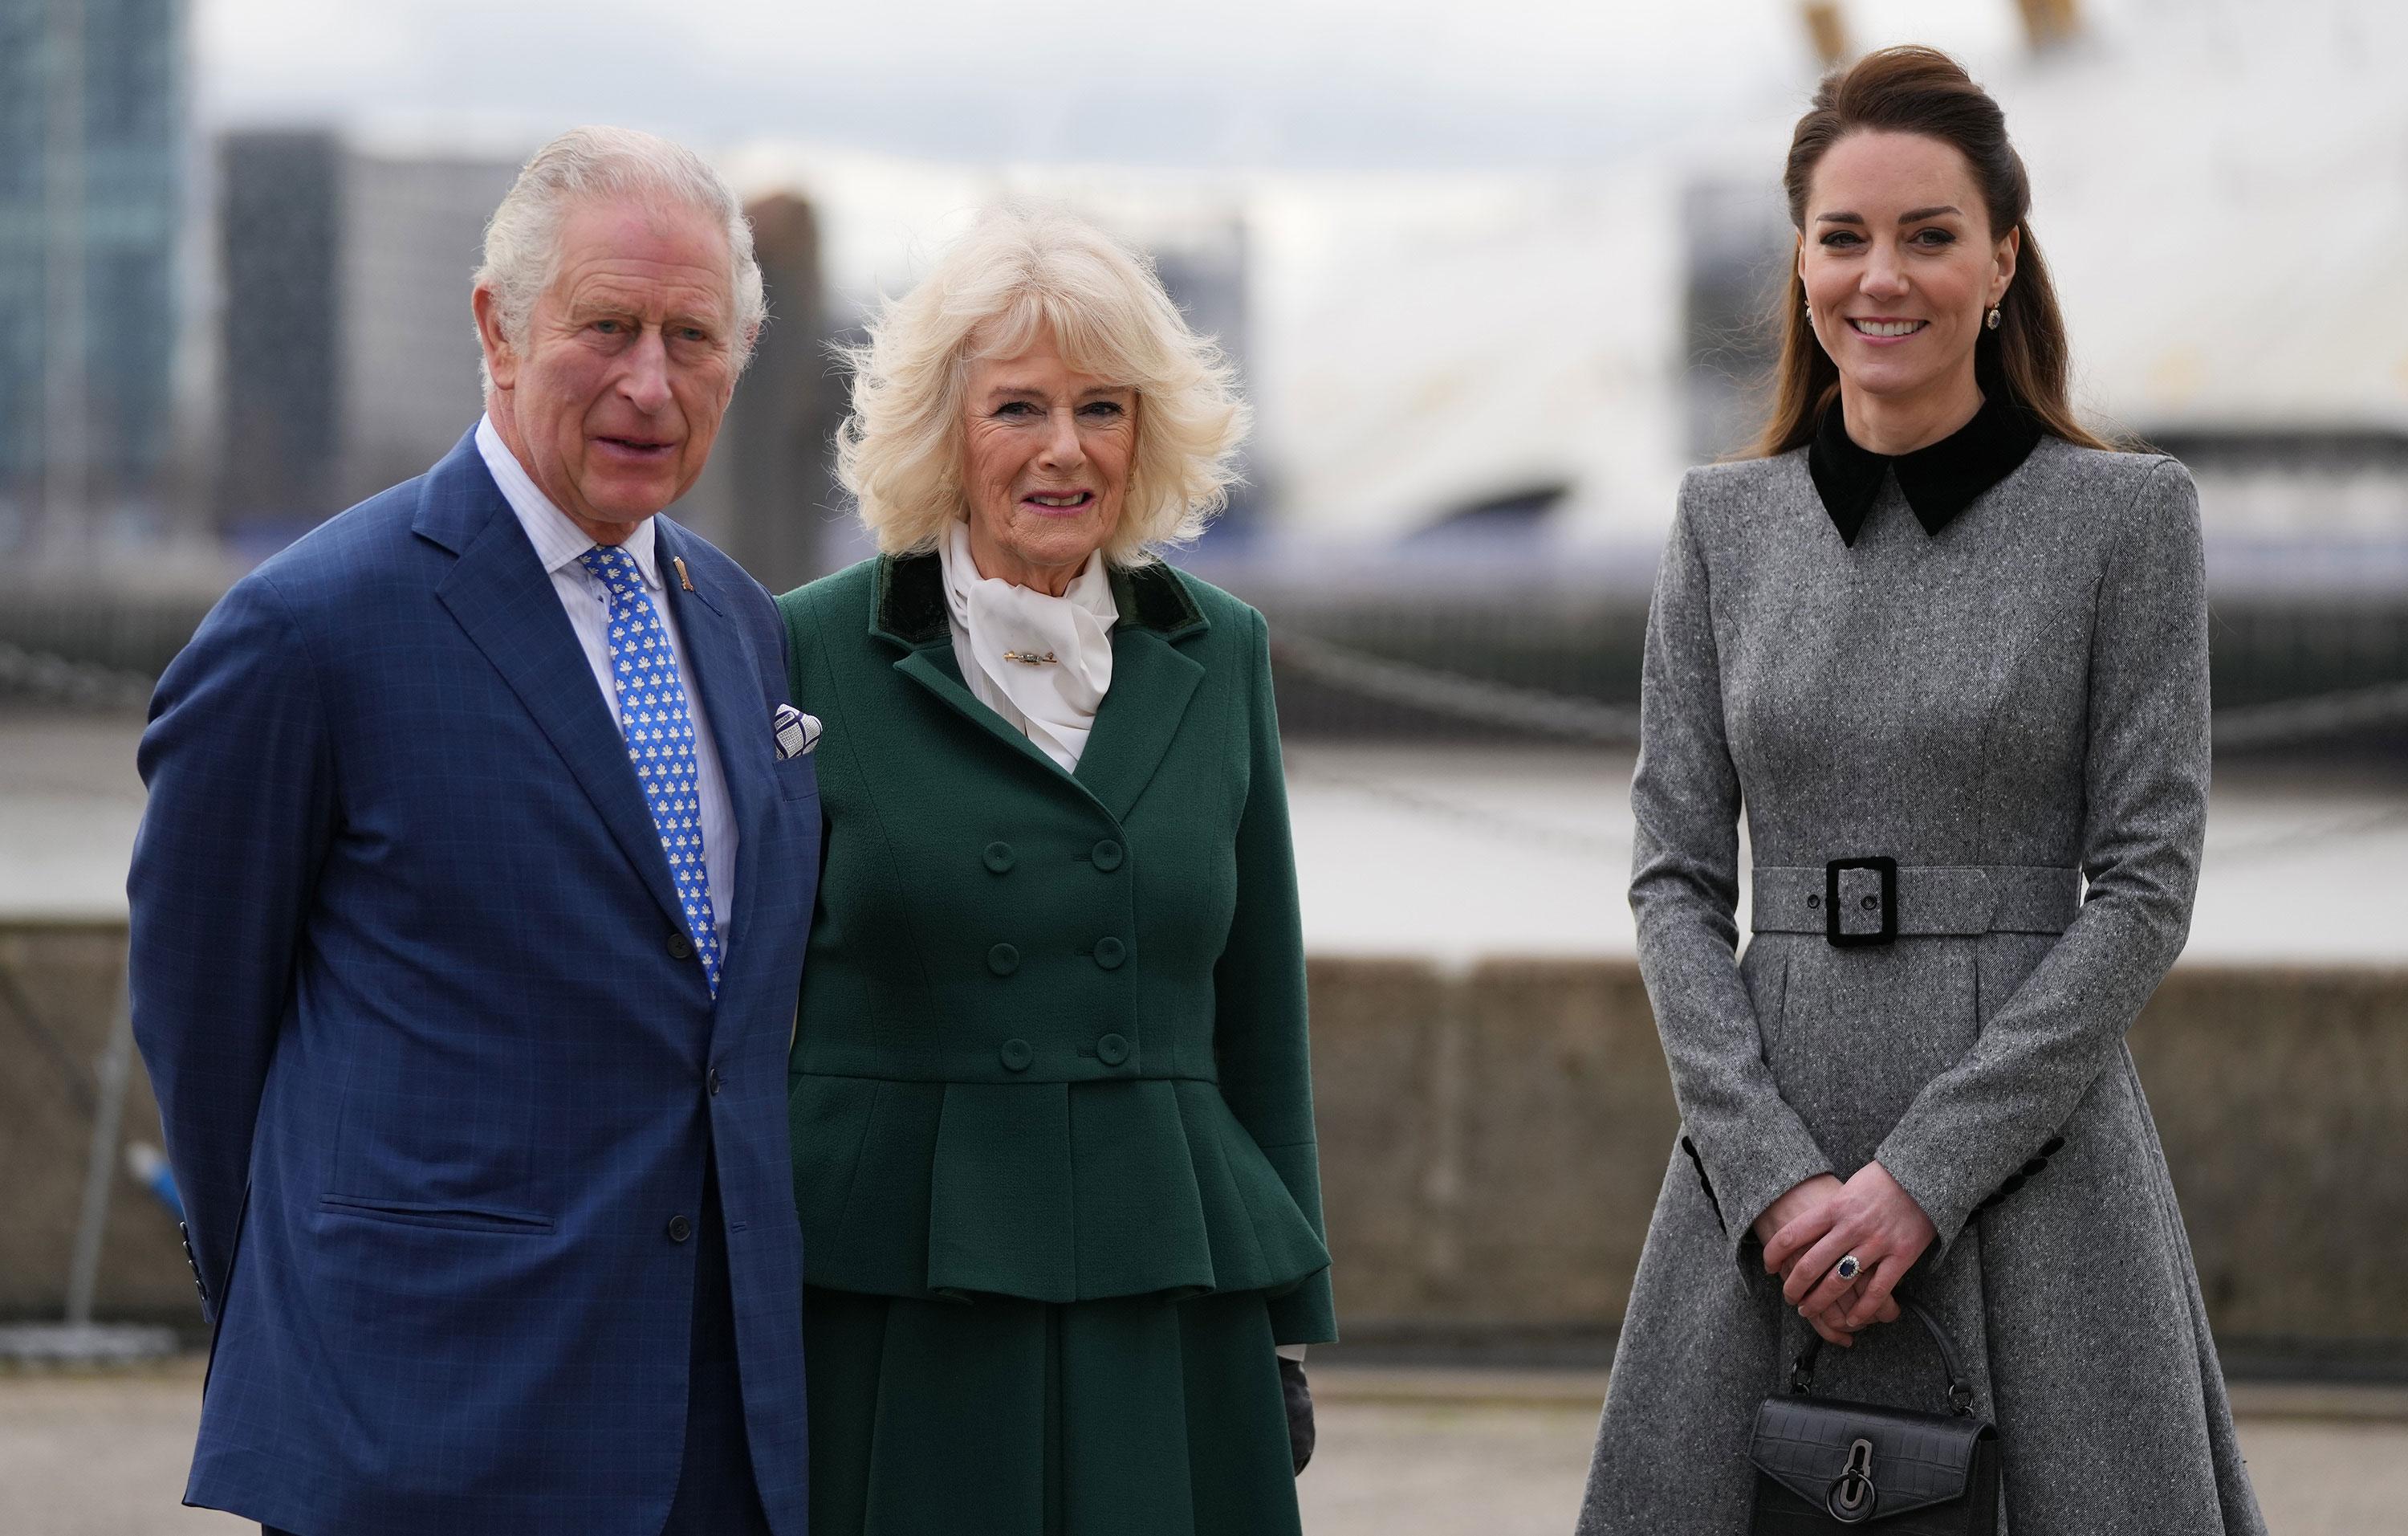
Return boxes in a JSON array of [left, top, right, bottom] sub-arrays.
[[214, 131, 519, 542], [0, 0, 185, 552]]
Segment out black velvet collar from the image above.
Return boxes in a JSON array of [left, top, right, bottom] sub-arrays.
[[870, 550, 1208, 648], [1806, 385, 2043, 548]]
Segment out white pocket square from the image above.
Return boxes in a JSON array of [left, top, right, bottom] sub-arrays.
[[772, 703, 822, 760]]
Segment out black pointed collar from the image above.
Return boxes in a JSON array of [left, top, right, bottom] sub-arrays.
[[1807, 387, 2043, 547]]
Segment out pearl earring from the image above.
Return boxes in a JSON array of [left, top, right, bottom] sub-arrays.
[[1985, 304, 2002, 331]]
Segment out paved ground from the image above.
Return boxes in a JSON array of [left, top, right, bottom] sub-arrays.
[[6, 1359, 2406, 1534], [1300, 1369, 2408, 1534]]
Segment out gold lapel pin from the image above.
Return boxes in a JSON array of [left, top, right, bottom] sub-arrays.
[[673, 556, 694, 593]]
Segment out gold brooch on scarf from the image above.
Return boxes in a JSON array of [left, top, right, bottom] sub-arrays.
[[1003, 650, 1060, 666]]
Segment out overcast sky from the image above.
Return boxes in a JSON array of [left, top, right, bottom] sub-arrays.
[[193, 0, 2059, 169]]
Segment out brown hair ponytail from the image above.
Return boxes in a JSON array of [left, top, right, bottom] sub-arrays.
[[1753, 45, 2112, 457]]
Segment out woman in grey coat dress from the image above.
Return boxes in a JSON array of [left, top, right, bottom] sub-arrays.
[[1579, 48, 2267, 1534]]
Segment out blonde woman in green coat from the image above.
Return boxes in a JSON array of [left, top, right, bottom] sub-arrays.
[[775, 204, 1335, 1536]]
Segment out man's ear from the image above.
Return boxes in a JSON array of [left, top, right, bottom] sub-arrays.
[[472, 285, 519, 393]]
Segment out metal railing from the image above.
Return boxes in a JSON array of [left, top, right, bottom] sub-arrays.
[[9, 626, 2406, 753], [1270, 633, 1641, 745], [1271, 631, 2408, 753], [0, 641, 155, 711]]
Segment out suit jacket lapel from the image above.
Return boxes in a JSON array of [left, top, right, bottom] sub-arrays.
[[1073, 626, 1204, 821], [868, 549, 1210, 821], [421, 444, 689, 936], [893, 646, 1079, 784], [654, 519, 771, 959], [866, 549, 1084, 784]]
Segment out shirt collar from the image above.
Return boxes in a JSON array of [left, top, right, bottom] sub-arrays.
[[474, 414, 661, 589], [1805, 385, 2043, 548]]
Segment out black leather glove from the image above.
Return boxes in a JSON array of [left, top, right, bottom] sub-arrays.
[[1279, 1356, 1315, 1475]]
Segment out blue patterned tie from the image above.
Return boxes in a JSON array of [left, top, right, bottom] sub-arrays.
[[579, 544, 722, 996]]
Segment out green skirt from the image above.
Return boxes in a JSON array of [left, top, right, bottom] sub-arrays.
[[803, 1285, 1303, 1536]]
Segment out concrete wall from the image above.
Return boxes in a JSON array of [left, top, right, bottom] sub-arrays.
[[2130, 966, 2408, 1342], [0, 921, 187, 1321], [1308, 954, 2408, 1353], [5, 921, 2405, 1351]]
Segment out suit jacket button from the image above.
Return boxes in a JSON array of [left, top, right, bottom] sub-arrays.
[[666, 1214, 694, 1243], [667, 931, 694, 960], [707, 1067, 722, 1097], [984, 841, 1015, 874], [988, 943, 1020, 976], [1093, 936, 1125, 970], [1000, 1039, 1034, 1072], [1096, 1033, 1130, 1066], [1090, 840, 1124, 871]]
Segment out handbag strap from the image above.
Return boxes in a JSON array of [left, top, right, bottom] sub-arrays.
[[1788, 1298, 1976, 1417]]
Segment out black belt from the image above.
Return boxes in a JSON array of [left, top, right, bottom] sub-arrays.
[[1751, 861, 2081, 947]]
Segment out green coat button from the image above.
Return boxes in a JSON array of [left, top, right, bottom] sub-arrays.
[[1096, 1033, 1130, 1066], [1093, 937, 1125, 970], [1090, 840, 1124, 871], [984, 842, 1015, 874], [988, 943, 1019, 976], [1000, 1038, 1034, 1072]]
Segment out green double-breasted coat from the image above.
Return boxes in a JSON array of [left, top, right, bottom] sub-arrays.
[[777, 552, 1335, 1534]]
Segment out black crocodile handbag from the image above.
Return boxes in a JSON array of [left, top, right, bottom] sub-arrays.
[[1749, 1298, 1999, 1534]]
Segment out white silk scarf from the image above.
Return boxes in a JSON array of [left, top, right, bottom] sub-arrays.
[[939, 519, 1118, 772]]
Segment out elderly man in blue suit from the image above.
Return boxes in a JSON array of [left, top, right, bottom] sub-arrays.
[[128, 126, 819, 1536]]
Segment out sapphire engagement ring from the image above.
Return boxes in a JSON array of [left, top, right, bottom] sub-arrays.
[[1835, 1254, 1862, 1281]]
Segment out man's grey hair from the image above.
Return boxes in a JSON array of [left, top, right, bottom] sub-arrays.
[[474, 125, 766, 397]]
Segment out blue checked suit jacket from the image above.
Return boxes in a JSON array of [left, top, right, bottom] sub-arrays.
[[128, 430, 820, 1536]]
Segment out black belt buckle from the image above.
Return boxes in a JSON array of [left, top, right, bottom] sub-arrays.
[[1825, 856, 1898, 947]]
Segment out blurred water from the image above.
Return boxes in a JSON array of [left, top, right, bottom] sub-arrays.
[[0, 708, 147, 921], [4, 709, 2400, 968], [1283, 744, 2408, 968]]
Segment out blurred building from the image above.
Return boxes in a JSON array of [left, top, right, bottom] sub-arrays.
[[713, 139, 1271, 565], [216, 131, 341, 533], [1245, 0, 2408, 550], [1141, 215, 1271, 541], [214, 136, 846, 585], [1680, 177, 1791, 462], [214, 129, 518, 542], [1668, 0, 2408, 564], [676, 191, 848, 593], [0, 0, 188, 556]]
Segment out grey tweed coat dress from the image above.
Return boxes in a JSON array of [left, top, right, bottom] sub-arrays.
[[1578, 416, 2267, 1534]]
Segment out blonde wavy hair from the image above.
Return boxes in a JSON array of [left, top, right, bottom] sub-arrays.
[[835, 203, 1249, 567]]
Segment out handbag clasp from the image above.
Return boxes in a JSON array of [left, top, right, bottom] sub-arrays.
[[1826, 1437, 1877, 1523]]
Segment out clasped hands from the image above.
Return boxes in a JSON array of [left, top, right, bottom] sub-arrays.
[[1753, 1163, 1937, 1349]]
